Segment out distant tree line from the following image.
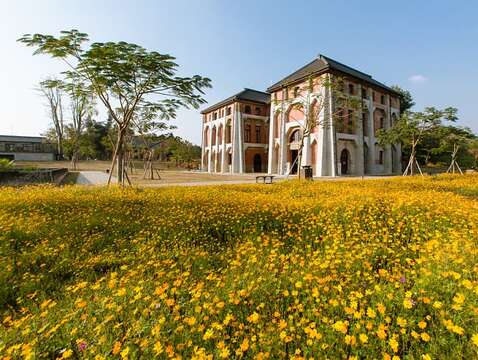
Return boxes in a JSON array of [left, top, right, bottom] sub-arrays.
[[42, 114, 201, 168], [380, 87, 478, 172]]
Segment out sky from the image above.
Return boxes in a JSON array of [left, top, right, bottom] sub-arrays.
[[1, 0, 477, 145]]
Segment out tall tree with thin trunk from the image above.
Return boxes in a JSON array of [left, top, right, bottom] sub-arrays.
[[19, 30, 211, 185], [63, 77, 96, 170], [38, 79, 65, 159]]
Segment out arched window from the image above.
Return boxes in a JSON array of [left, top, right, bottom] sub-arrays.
[[218, 124, 223, 145], [391, 113, 397, 127], [244, 105, 251, 114], [225, 121, 232, 143], [244, 124, 251, 142], [204, 127, 209, 147], [211, 126, 217, 146], [362, 112, 368, 136], [255, 125, 261, 143], [289, 129, 301, 143]]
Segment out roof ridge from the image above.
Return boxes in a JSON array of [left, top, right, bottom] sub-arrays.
[[319, 54, 372, 79], [267, 57, 324, 90], [242, 88, 269, 95]]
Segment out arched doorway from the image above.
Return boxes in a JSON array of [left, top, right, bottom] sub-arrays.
[[340, 149, 350, 175], [289, 129, 301, 175], [253, 154, 262, 172]]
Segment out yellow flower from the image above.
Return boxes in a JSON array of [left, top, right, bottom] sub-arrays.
[[422, 354, 432, 360], [452, 325, 464, 335], [240, 338, 249, 352], [203, 328, 214, 340], [61, 349, 73, 359], [472, 333, 478, 347], [75, 299, 87, 309], [420, 332, 431, 342], [367, 307, 376, 319], [359, 333, 368, 344], [154, 341, 163, 355], [389, 338, 399, 353], [332, 320, 348, 334], [403, 298, 413, 309], [345, 335, 356, 346], [219, 348, 230, 358], [120, 346, 129, 359], [397, 317, 407, 327], [247, 312, 260, 324], [112, 341, 122, 355], [418, 321, 427, 329]]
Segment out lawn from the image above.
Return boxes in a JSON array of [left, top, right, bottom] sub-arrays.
[[13, 160, 260, 186], [0, 175, 477, 359]]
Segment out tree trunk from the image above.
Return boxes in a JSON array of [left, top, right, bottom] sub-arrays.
[[57, 137, 63, 160], [117, 140, 124, 185], [107, 129, 125, 185]]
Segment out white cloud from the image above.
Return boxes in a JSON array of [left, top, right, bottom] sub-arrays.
[[408, 74, 428, 83]]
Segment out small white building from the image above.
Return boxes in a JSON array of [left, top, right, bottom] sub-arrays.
[[0, 135, 55, 161]]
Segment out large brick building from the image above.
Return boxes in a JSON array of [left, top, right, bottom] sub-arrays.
[[200, 55, 401, 176]]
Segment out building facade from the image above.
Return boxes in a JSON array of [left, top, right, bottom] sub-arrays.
[[201, 89, 270, 174], [200, 55, 401, 176], [0, 135, 55, 161]]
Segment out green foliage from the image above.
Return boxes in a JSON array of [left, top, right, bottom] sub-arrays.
[[19, 29, 211, 181], [391, 85, 415, 113], [0, 159, 14, 171]]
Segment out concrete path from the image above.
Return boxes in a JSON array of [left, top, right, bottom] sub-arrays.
[[76, 171, 116, 185]]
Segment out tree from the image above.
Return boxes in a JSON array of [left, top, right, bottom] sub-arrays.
[[378, 107, 458, 175], [19, 30, 211, 185], [468, 138, 478, 169], [391, 85, 415, 113], [63, 76, 96, 169], [38, 79, 65, 159], [272, 75, 360, 178]]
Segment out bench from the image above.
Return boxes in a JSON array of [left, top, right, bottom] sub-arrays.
[[256, 175, 275, 184]]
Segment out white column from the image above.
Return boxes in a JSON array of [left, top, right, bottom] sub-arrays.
[[201, 121, 205, 171], [327, 77, 337, 177], [368, 98, 376, 174], [207, 125, 212, 173], [267, 104, 275, 174], [238, 111, 244, 174], [278, 90, 287, 175], [315, 84, 326, 176], [356, 87, 365, 176], [221, 121, 226, 173], [384, 95, 393, 174]]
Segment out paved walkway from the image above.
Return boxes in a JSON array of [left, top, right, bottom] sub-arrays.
[[76, 171, 116, 185]]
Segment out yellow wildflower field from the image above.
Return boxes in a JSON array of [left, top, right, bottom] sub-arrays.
[[0, 175, 478, 359]]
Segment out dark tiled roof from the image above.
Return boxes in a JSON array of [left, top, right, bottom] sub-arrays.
[[200, 88, 271, 114], [267, 54, 399, 95]]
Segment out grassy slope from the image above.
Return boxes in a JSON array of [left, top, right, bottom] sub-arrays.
[[0, 175, 477, 359]]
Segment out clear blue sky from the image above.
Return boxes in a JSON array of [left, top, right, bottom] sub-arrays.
[[1, 0, 477, 144]]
